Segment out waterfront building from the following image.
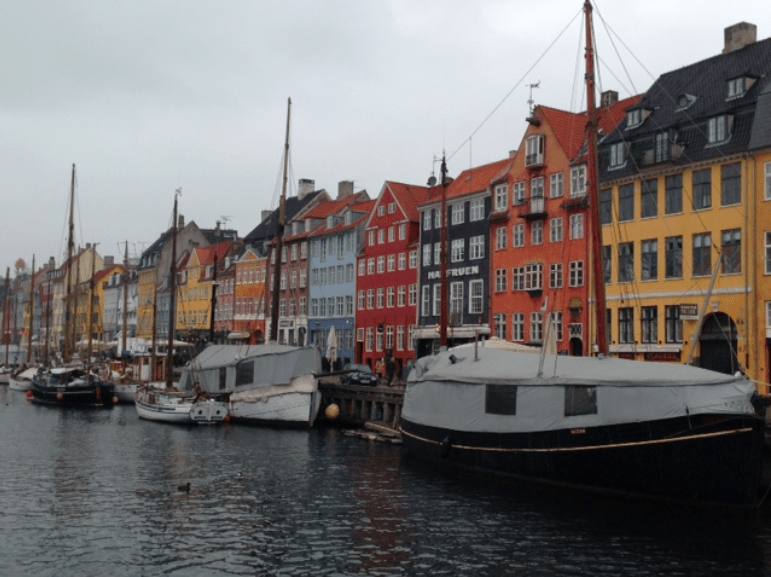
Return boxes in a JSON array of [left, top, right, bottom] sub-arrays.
[[415, 158, 514, 357], [307, 187, 372, 367], [102, 265, 138, 346], [231, 247, 268, 344], [491, 92, 639, 355], [356, 181, 424, 374], [597, 22, 771, 389], [214, 255, 236, 344]]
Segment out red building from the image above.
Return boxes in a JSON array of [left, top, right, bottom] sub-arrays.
[[491, 91, 640, 355], [356, 181, 425, 376]]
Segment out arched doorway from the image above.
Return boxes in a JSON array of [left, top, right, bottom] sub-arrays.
[[569, 337, 583, 356], [698, 312, 739, 375]]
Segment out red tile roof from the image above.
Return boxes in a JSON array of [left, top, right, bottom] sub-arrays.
[[382, 182, 429, 221], [418, 157, 515, 206]]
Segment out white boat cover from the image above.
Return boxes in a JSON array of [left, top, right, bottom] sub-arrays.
[[181, 344, 320, 394], [403, 347, 757, 433]]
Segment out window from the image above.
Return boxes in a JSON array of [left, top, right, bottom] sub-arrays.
[[618, 307, 634, 343], [433, 284, 441, 317], [609, 142, 626, 168], [378, 229, 385, 244], [387, 287, 394, 308], [449, 282, 463, 319], [366, 259, 374, 275], [310, 299, 319, 317], [451, 239, 465, 262], [376, 330, 383, 352], [570, 165, 586, 197], [619, 184, 634, 221], [279, 299, 286, 317], [641, 306, 657, 344], [300, 270, 307, 288], [494, 185, 508, 212], [626, 108, 642, 128], [421, 285, 430, 317], [766, 232, 771, 274], [463, 198, 482, 222], [727, 76, 748, 99], [618, 242, 634, 283], [549, 312, 563, 343], [494, 313, 507, 340], [665, 174, 683, 214], [513, 182, 526, 205], [346, 263, 354, 283], [569, 261, 584, 287], [665, 236, 683, 279], [376, 288, 384, 309], [721, 163, 741, 206], [512, 313, 525, 341], [530, 312, 543, 342], [409, 284, 417, 306], [550, 173, 564, 198], [512, 267, 525, 290], [641, 179, 658, 218], [408, 325, 415, 350], [708, 115, 729, 144], [388, 227, 395, 242], [366, 328, 373, 351], [398, 253, 406, 270], [530, 177, 545, 212], [525, 263, 543, 291], [388, 202, 396, 214], [655, 132, 669, 163], [423, 211, 431, 230], [525, 134, 545, 166], [469, 235, 484, 259], [693, 169, 712, 210], [550, 217, 563, 243], [495, 269, 507, 292], [600, 189, 612, 225], [569, 214, 584, 240], [451, 203, 464, 225], [513, 224, 525, 248], [409, 251, 418, 269], [665, 305, 682, 343], [722, 229, 741, 274], [358, 291, 365, 311], [434, 209, 441, 229], [550, 263, 563, 289], [641, 239, 658, 281], [565, 386, 598, 417], [399, 224, 407, 240], [398, 285, 406, 307], [422, 244, 431, 267], [496, 227, 507, 250], [367, 289, 374, 310], [387, 255, 395, 272], [531, 221, 543, 245], [693, 233, 712, 276], [434, 242, 440, 265], [766, 162, 771, 201], [469, 280, 483, 314]]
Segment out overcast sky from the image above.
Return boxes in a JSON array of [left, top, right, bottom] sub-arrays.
[[1, 0, 767, 275]]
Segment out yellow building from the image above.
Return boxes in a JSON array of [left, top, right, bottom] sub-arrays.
[[597, 24, 771, 391]]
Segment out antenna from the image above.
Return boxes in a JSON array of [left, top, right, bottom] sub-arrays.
[[220, 215, 233, 228], [527, 81, 541, 115]]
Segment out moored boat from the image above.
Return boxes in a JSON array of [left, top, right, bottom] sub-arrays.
[[134, 385, 194, 423], [29, 366, 115, 408], [9, 366, 37, 392]]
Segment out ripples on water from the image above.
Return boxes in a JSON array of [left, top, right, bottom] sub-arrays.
[[2, 386, 771, 576]]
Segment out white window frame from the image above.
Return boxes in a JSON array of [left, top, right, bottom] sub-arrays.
[[570, 165, 587, 197], [550, 173, 564, 198], [494, 185, 508, 212], [470, 198, 485, 221], [469, 279, 484, 314], [451, 203, 464, 225], [550, 217, 563, 243], [569, 213, 584, 240]]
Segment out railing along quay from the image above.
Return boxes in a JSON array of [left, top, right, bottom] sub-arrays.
[[318, 376, 404, 429]]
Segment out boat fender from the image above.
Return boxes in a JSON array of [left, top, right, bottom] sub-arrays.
[[113, 396, 120, 405], [440, 435, 452, 459], [56, 392, 64, 402], [26, 390, 34, 400]]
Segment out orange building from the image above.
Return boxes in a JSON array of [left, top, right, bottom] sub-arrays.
[[232, 247, 268, 344]]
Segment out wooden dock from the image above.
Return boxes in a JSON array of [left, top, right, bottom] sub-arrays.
[[318, 377, 404, 430]]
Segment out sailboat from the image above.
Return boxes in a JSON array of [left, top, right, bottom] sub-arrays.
[[134, 189, 229, 424], [29, 165, 116, 408], [180, 98, 322, 427], [399, 1, 764, 507]]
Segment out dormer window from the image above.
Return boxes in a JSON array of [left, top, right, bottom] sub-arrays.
[[326, 215, 334, 229], [727, 76, 755, 100], [676, 93, 697, 111], [525, 134, 545, 167], [626, 109, 642, 129], [344, 211, 352, 225], [707, 115, 731, 144], [609, 142, 626, 169]]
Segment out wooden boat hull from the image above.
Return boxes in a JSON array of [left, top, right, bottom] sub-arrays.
[[134, 389, 193, 423], [400, 414, 765, 507], [229, 390, 321, 428], [29, 379, 115, 408]]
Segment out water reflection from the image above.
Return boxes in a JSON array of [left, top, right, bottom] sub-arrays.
[[2, 386, 771, 576]]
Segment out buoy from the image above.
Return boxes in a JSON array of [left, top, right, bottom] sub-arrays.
[[223, 415, 231, 423], [113, 396, 120, 404], [57, 392, 64, 402], [26, 390, 33, 399], [325, 403, 340, 420]]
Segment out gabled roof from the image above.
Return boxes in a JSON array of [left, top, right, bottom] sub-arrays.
[[244, 190, 325, 244], [539, 106, 587, 162], [418, 157, 515, 207], [307, 198, 375, 238], [373, 181, 428, 225]]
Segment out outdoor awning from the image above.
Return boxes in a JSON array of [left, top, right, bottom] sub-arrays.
[[227, 331, 251, 340]]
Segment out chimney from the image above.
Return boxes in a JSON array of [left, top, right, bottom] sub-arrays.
[[178, 214, 185, 228], [86, 242, 92, 249], [509, 149, 518, 158], [104, 256, 114, 267], [48, 256, 55, 270], [337, 180, 354, 199], [261, 209, 272, 222], [600, 90, 618, 108], [298, 178, 315, 200], [724, 22, 757, 54]]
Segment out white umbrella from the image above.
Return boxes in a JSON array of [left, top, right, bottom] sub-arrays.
[[326, 325, 337, 364]]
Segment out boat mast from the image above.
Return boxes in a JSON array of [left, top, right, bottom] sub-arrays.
[[122, 241, 129, 356], [26, 255, 35, 364], [87, 244, 97, 364], [209, 252, 218, 344], [64, 164, 76, 363], [584, 0, 608, 356], [44, 274, 51, 365], [269, 97, 291, 344], [439, 155, 449, 349], [166, 189, 180, 388], [71, 252, 80, 360], [2, 267, 9, 363]]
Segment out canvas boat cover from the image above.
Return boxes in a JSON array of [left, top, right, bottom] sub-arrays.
[[403, 347, 757, 433], [182, 344, 320, 394]]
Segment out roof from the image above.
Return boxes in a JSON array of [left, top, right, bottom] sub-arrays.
[[418, 157, 515, 207], [306, 198, 375, 238], [243, 190, 324, 245], [382, 181, 428, 222]]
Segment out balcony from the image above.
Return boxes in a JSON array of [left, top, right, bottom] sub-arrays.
[[517, 196, 547, 221], [561, 195, 589, 212], [525, 152, 544, 169]]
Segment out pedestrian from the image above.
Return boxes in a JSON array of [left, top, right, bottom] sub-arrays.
[[375, 358, 383, 383]]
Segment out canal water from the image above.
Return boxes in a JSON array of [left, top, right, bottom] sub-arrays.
[[2, 386, 771, 577]]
